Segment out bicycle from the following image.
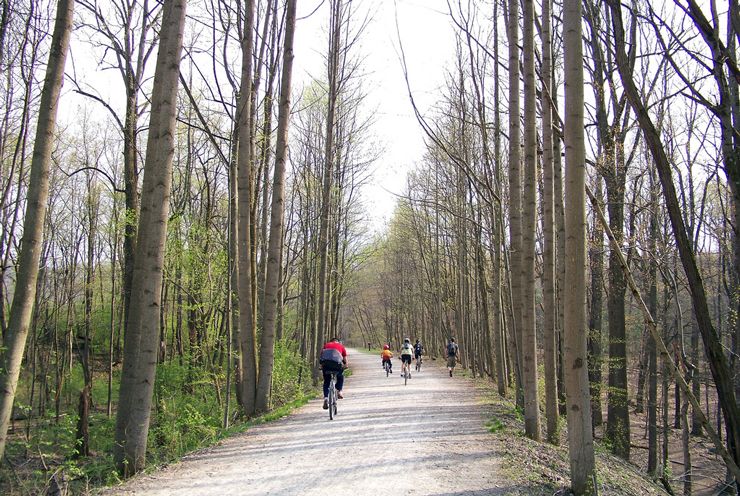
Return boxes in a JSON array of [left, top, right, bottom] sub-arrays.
[[415, 355, 422, 372], [402, 362, 410, 385], [383, 360, 391, 377], [327, 372, 338, 420]]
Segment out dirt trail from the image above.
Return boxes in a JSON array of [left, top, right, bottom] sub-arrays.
[[103, 348, 504, 495]]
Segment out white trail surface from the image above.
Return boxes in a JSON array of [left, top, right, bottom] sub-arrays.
[[104, 348, 503, 495]]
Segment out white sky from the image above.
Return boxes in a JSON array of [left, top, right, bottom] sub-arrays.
[[293, 0, 456, 230]]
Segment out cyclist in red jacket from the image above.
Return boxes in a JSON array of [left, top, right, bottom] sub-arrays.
[[319, 337, 348, 409]]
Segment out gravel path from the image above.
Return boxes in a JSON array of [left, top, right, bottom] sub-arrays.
[[103, 348, 504, 495]]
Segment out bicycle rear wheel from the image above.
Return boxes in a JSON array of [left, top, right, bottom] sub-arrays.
[[328, 376, 336, 420], [404, 368, 408, 385]]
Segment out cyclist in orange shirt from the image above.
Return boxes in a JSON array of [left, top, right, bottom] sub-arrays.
[[380, 344, 393, 374]]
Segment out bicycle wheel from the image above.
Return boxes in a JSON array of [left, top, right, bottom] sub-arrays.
[[328, 376, 336, 420], [385, 362, 389, 377], [404, 368, 408, 386]]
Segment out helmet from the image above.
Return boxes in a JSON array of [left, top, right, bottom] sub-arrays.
[[383, 344, 390, 350], [404, 337, 410, 343]]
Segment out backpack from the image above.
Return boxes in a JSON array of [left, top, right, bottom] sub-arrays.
[[447, 342, 457, 356], [319, 348, 343, 371], [402, 343, 412, 354]]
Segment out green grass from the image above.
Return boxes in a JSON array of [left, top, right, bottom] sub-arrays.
[[486, 417, 505, 433]]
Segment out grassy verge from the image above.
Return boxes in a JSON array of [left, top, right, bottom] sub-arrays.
[[0, 341, 316, 495]]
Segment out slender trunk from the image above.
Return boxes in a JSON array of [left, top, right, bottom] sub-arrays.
[[690, 321, 703, 436], [255, 0, 296, 414], [563, 0, 596, 490], [588, 178, 604, 428], [553, 64, 567, 417], [647, 166, 659, 475], [492, 0, 506, 396], [113, 0, 186, 475], [237, 0, 258, 416], [315, 0, 342, 363], [541, 0, 558, 444], [507, 0, 523, 409], [0, 0, 74, 460]]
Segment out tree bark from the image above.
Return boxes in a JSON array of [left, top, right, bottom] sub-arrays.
[[647, 166, 659, 476], [506, 0, 523, 409], [588, 177, 604, 428], [0, 0, 75, 460], [492, 0, 506, 396], [315, 0, 342, 370], [563, 0, 597, 491], [255, 0, 296, 415], [541, 0, 559, 445], [113, 0, 186, 476], [521, 0, 541, 441], [237, 0, 258, 416]]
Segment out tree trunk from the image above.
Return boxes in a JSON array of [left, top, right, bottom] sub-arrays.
[[647, 166, 659, 476], [255, 0, 296, 415], [506, 0, 523, 409], [113, 0, 186, 475], [691, 321, 703, 436], [492, 0, 506, 396], [605, 178, 630, 460], [0, 0, 74, 460], [563, 0, 597, 491], [74, 385, 90, 458], [588, 177, 604, 428], [237, 0, 258, 416], [315, 0, 342, 369]]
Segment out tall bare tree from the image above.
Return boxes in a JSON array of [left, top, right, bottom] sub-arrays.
[[314, 0, 343, 369], [112, 0, 186, 476], [255, 0, 296, 415], [506, 0, 523, 407], [236, 0, 257, 416], [0, 0, 75, 461], [521, 0, 541, 441], [563, 0, 596, 491], [540, 0, 559, 444]]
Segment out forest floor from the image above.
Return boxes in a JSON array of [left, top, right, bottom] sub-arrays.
[[99, 349, 673, 496]]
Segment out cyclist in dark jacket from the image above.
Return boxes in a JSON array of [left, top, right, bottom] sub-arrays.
[[445, 338, 459, 377]]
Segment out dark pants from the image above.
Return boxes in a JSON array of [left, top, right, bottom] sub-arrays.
[[323, 369, 344, 397]]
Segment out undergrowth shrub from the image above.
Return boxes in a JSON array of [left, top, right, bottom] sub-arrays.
[[1, 341, 314, 495]]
